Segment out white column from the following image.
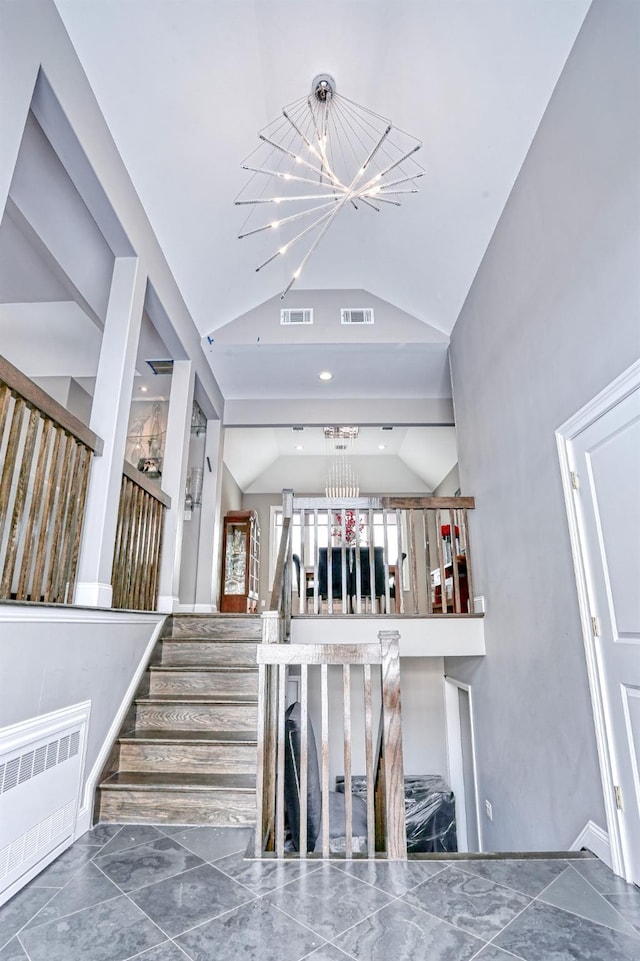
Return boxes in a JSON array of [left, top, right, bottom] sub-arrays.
[[194, 419, 224, 612], [75, 258, 146, 606], [157, 360, 195, 612]]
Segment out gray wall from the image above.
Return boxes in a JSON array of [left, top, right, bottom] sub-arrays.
[[446, 0, 640, 850], [0, 612, 163, 798]]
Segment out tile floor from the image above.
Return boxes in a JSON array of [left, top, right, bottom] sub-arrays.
[[1, 824, 639, 961]]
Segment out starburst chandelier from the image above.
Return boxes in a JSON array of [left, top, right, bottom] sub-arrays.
[[235, 74, 424, 297]]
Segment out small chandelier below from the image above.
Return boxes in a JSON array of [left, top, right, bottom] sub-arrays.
[[325, 426, 359, 498]]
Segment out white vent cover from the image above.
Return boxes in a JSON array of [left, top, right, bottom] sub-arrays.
[[0, 703, 89, 906], [281, 308, 313, 326], [341, 308, 374, 325]]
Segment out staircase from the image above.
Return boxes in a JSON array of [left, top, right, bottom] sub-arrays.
[[97, 614, 261, 825]]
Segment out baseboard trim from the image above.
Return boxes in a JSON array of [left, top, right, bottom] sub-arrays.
[[571, 820, 611, 867], [74, 617, 167, 837]]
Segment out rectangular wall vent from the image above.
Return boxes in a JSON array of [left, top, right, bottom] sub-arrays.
[[341, 308, 374, 325], [0, 704, 89, 907], [281, 308, 313, 326]]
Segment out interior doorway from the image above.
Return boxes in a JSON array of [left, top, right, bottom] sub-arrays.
[[444, 676, 481, 852]]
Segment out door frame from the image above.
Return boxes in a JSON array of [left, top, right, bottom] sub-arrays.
[[444, 676, 482, 852], [555, 358, 640, 880]]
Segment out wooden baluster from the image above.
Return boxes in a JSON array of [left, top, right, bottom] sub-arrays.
[[111, 478, 130, 608], [435, 508, 448, 613], [382, 508, 391, 614], [44, 432, 73, 603], [31, 426, 63, 603], [379, 631, 406, 859], [254, 659, 268, 858], [408, 508, 419, 614], [275, 662, 287, 858], [462, 507, 473, 614], [327, 510, 334, 614], [423, 508, 433, 614], [52, 439, 79, 603], [368, 508, 376, 613], [149, 502, 165, 609], [363, 663, 375, 857], [321, 663, 330, 857], [0, 397, 27, 569], [299, 663, 309, 856], [16, 419, 52, 600], [0, 382, 11, 441], [450, 508, 461, 613], [395, 509, 405, 614], [313, 508, 320, 614], [1, 406, 39, 598], [354, 518, 362, 614], [343, 663, 353, 857], [64, 443, 92, 604]]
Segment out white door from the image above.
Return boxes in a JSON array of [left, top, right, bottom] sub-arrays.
[[568, 381, 640, 884]]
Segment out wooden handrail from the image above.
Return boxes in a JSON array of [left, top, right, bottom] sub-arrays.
[[0, 354, 103, 455], [269, 514, 291, 611], [122, 459, 171, 508]]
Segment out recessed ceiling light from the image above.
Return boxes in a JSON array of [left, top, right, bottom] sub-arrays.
[[378, 444, 386, 450], [295, 444, 304, 451], [318, 370, 333, 381], [140, 386, 148, 392]]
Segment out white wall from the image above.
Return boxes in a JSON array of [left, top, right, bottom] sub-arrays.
[[446, 0, 640, 851]]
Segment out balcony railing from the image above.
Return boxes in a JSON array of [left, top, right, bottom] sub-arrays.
[[0, 354, 102, 604], [279, 491, 475, 623]]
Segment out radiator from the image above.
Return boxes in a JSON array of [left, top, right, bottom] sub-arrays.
[[0, 702, 90, 906]]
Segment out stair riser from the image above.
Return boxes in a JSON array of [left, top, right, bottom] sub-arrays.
[[166, 617, 262, 640], [149, 671, 258, 697], [99, 789, 256, 825], [136, 702, 257, 732], [119, 742, 257, 775], [161, 642, 257, 667]]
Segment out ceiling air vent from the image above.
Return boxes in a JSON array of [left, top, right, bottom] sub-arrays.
[[341, 308, 374, 325], [281, 308, 313, 326], [146, 359, 174, 376]]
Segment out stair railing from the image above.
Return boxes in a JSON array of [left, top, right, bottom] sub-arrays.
[[111, 462, 171, 611], [254, 630, 406, 859], [0, 353, 103, 604], [289, 493, 476, 615]]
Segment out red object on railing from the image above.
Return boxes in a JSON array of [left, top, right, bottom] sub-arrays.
[[440, 524, 460, 538]]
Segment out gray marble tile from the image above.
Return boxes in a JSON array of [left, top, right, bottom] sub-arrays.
[[22, 862, 122, 931], [0, 938, 29, 961], [333, 897, 485, 961], [304, 945, 354, 960], [129, 862, 255, 937], [96, 836, 204, 893], [540, 866, 638, 936], [454, 858, 569, 897], [402, 866, 530, 941], [332, 858, 447, 896], [167, 826, 252, 863], [35, 844, 102, 885], [96, 825, 166, 858], [473, 947, 525, 960], [175, 898, 325, 961], [129, 941, 191, 960], [570, 858, 631, 894], [495, 899, 640, 961], [606, 887, 640, 933], [213, 850, 322, 895], [156, 825, 198, 836], [73, 824, 124, 848], [265, 865, 392, 940], [0, 886, 56, 950], [18, 894, 165, 961]]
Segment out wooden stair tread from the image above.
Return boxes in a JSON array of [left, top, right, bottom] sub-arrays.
[[150, 665, 257, 673], [138, 694, 258, 704], [122, 729, 257, 744], [101, 771, 256, 791]]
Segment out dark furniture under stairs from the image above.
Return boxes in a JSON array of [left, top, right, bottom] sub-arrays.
[[96, 614, 261, 825]]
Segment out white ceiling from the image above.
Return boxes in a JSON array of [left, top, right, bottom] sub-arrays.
[[6, 1, 593, 491]]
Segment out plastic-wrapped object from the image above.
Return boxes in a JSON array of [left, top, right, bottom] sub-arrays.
[[336, 774, 457, 853]]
